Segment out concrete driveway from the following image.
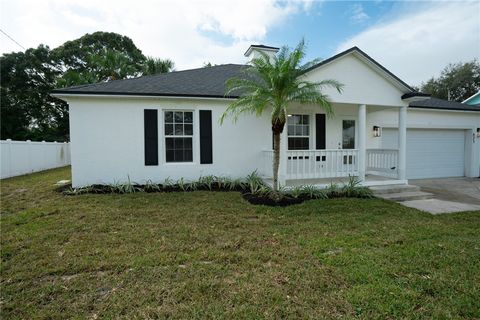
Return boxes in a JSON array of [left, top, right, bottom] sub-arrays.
[[403, 177, 480, 214]]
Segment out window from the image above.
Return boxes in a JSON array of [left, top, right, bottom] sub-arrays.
[[287, 114, 309, 150], [164, 111, 193, 162], [342, 120, 355, 149]]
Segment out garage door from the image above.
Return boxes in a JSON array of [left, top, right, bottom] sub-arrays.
[[382, 129, 465, 179]]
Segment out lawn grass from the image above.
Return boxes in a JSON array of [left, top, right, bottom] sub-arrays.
[[1, 167, 479, 319]]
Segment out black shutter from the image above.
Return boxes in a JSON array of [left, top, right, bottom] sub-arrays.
[[199, 110, 213, 164], [316, 114, 326, 150], [144, 109, 158, 165]]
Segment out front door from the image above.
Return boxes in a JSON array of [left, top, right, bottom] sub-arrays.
[[342, 120, 356, 170]]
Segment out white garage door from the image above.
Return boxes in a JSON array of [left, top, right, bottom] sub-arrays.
[[382, 129, 465, 179]]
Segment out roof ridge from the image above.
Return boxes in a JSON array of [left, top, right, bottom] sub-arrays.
[[53, 63, 249, 91]]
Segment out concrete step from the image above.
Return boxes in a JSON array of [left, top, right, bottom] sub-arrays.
[[370, 184, 420, 195], [377, 191, 434, 202]]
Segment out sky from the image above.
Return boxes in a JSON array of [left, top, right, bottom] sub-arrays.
[[0, 0, 479, 86]]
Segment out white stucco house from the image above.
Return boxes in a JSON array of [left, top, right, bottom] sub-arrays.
[[52, 45, 480, 188]]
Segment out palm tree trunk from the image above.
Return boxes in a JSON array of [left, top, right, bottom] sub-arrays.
[[272, 130, 281, 192]]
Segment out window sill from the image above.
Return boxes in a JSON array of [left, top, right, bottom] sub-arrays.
[[163, 162, 196, 166]]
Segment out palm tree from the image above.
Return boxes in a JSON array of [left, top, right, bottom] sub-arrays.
[[87, 49, 139, 81], [221, 40, 343, 191], [142, 57, 175, 75]]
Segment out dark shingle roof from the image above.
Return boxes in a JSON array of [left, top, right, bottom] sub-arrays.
[[52, 64, 248, 98], [50, 48, 480, 113], [409, 97, 480, 112]]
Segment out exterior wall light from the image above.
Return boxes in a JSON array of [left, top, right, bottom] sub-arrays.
[[373, 126, 381, 137], [477, 128, 480, 138]]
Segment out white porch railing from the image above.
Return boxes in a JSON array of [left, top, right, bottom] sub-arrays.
[[261, 150, 275, 178], [261, 149, 359, 180], [366, 149, 399, 178], [286, 149, 359, 179]]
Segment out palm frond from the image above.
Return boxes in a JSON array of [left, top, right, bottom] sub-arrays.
[[221, 39, 344, 124]]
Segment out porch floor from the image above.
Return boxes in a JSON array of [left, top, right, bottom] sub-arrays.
[[264, 174, 407, 189]]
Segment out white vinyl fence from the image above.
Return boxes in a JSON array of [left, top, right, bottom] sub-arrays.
[[1, 139, 71, 179]]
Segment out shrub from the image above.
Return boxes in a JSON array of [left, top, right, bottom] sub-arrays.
[[162, 177, 174, 190], [341, 176, 373, 198], [198, 175, 216, 191], [177, 178, 188, 192], [144, 180, 161, 192], [245, 170, 266, 194], [299, 185, 328, 199], [62, 172, 373, 206]]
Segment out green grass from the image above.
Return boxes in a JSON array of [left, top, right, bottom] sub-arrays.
[[1, 167, 479, 319]]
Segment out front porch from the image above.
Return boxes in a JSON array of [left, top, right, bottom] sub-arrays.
[[259, 103, 408, 188], [261, 149, 406, 188]]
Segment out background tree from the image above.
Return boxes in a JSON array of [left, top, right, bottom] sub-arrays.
[[0, 45, 65, 141], [143, 57, 174, 75], [52, 31, 146, 75], [203, 62, 217, 68], [419, 60, 480, 102], [1, 31, 174, 141], [221, 40, 343, 191]]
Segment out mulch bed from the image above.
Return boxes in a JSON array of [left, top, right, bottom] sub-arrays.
[[56, 183, 314, 207]]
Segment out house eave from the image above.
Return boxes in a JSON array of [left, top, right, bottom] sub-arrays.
[[51, 91, 239, 101]]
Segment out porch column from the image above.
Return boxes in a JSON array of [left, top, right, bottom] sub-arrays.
[[278, 128, 288, 187], [358, 104, 366, 181], [398, 106, 407, 181]]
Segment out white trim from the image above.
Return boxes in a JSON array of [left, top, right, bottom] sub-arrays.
[[287, 114, 310, 150], [408, 107, 480, 114], [244, 46, 279, 57], [380, 124, 476, 130], [303, 49, 412, 93], [402, 96, 430, 103], [462, 91, 480, 103], [397, 106, 407, 181], [161, 109, 196, 165], [51, 93, 236, 102], [358, 104, 366, 180]]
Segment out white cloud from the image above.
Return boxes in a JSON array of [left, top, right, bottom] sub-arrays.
[[337, 1, 480, 86], [0, 0, 312, 69], [350, 4, 369, 23]]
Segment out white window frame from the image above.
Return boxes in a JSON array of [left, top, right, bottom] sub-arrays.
[[162, 109, 195, 164], [287, 114, 311, 150]]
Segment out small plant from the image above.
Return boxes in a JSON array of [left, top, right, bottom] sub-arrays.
[[61, 172, 372, 206], [144, 180, 161, 192], [177, 178, 188, 192], [198, 175, 216, 190], [300, 185, 328, 199], [113, 176, 139, 194], [325, 182, 341, 198], [162, 177, 174, 190], [341, 176, 373, 198], [245, 170, 265, 194], [289, 185, 304, 199], [213, 176, 226, 189], [186, 180, 200, 191], [63, 186, 93, 195], [225, 178, 243, 191]]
